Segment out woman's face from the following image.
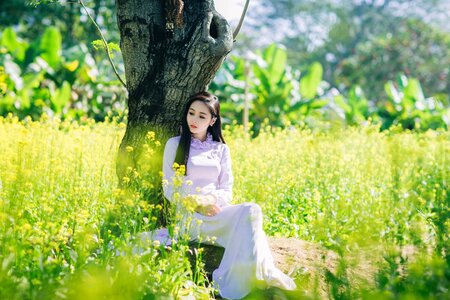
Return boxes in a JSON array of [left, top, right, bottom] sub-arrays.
[[187, 100, 215, 137]]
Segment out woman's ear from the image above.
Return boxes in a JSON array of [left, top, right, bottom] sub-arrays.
[[210, 117, 217, 126]]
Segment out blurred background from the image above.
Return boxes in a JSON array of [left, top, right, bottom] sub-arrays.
[[0, 0, 449, 133]]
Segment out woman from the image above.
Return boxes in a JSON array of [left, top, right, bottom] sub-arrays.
[[162, 91, 296, 299]]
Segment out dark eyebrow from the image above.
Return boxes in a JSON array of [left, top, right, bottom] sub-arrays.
[[189, 108, 207, 115]]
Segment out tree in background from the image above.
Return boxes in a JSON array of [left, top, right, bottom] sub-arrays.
[[337, 19, 450, 102], [247, 0, 450, 101]]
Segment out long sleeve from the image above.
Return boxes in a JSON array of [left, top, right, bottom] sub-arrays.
[[209, 144, 233, 207], [163, 135, 234, 208], [162, 136, 180, 202]]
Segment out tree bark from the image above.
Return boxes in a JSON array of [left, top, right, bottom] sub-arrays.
[[115, 0, 233, 187]]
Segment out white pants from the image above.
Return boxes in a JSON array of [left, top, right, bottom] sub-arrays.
[[189, 203, 296, 299]]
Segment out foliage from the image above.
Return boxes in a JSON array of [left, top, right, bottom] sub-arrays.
[[337, 19, 450, 102], [251, 0, 450, 101], [333, 85, 371, 126], [373, 252, 449, 299], [0, 115, 213, 299], [2, 28, 447, 132], [212, 44, 329, 133], [1, 117, 448, 298], [378, 74, 449, 130], [0, 26, 126, 121], [210, 53, 247, 124], [0, 0, 119, 50], [2, 1, 449, 129], [213, 45, 448, 132]]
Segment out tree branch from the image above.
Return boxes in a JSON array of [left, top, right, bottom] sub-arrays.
[[203, 11, 233, 56], [233, 0, 250, 40], [78, 0, 127, 88]]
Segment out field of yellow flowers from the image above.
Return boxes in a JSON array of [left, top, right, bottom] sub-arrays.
[[0, 114, 448, 299]]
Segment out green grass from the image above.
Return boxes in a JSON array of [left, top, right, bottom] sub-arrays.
[[0, 115, 448, 299]]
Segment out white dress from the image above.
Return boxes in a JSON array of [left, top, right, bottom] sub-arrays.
[[161, 133, 296, 299]]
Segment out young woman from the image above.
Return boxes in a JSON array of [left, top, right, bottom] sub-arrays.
[[162, 91, 296, 299]]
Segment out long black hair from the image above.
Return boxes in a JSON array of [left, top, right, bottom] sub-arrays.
[[174, 91, 225, 172]]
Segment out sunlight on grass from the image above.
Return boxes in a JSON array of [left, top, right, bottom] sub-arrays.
[[0, 114, 448, 299]]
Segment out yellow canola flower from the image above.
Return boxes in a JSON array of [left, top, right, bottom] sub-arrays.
[[0, 82, 7, 94], [125, 146, 134, 152], [146, 131, 156, 140], [178, 165, 186, 174], [22, 223, 32, 232], [0, 116, 448, 300], [172, 177, 183, 187], [139, 201, 149, 209]]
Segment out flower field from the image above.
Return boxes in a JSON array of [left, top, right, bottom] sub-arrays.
[[0, 115, 448, 299]]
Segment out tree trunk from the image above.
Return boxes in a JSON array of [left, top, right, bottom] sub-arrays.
[[115, 0, 233, 186]]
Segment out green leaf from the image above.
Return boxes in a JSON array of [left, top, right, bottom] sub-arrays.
[[252, 64, 271, 95], [51, 81, 71, 113], [384, 81, 401, 104], [300, 62, 323, 99], [0, 94, 15, 111], [1, 27, 27, 61], [280, 81, 293, 99], [22, 72, 44, 90], [231, 56, 246, 79], [220, 102, 241, 114], [40, 26, 62, 69], [262, 44, 276, 63], [404, 78, 425, 103], [91, 40, 121, 59], [334, 95, 351, 113], [286, 100, 306, 113], [348, 86, 368, 118], [91, 40, 105, 50], [310, 99, 329, 109], [108, 42, 121, 53], [299, 104, 309, 115], [29, 0, 59, 5], [348, 86, 365, 106], [1, 28, 18, 52], [396, 73, 408, 89], [18, 89, 31, 109], [265, 44, 287, 84]]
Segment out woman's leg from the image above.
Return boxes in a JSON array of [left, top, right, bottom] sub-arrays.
[[190, 203, 296, 299]]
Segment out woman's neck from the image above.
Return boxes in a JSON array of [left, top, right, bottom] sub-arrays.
[[192, 131, 207, 142]]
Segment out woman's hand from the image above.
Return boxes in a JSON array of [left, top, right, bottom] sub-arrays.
[[195, 204, 221, 216]]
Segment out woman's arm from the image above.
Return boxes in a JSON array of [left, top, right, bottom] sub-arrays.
[[209, 144, 233, 207], [162, 137, 180, 201]]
